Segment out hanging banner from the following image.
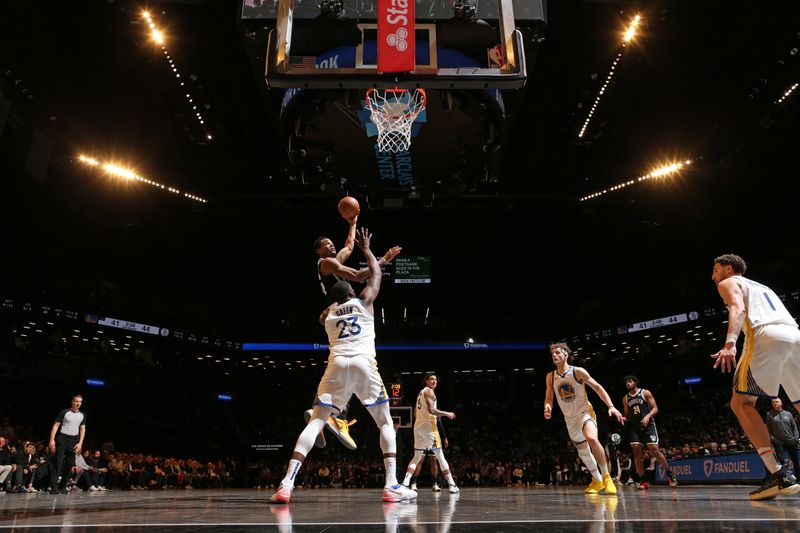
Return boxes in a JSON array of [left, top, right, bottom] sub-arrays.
[[378, 0, 415, 73]]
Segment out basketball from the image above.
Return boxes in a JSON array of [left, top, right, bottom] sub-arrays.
[[338, 196, 360, 219]]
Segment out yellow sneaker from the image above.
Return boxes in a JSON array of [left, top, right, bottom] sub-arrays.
[[326, 416, 357, 450], [585, 479, 606, 494], [602, 473, 617, 495]]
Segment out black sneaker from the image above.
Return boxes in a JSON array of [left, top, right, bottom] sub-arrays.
[[749, 469, 800, 501]]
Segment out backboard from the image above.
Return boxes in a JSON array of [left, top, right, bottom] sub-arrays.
[[264, 0, 531, 89]]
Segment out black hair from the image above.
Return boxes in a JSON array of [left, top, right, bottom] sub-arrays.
[[313, 236, 331, 252], [714, 254, 747, 274], [624, 375, 639, 387], [330, 281, 355, 303]]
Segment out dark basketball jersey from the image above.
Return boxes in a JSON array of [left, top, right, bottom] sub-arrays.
[[318, 258, 342, 302], [625, 388, 651, 426]]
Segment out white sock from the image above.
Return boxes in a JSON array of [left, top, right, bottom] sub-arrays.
[[758, 447, 781, 474], [445, 472, 455, 486], [599, 462, 609, 476], [384, 456, 398, 487], [281, 459, 303, 488], [402, 472, 412, 486]]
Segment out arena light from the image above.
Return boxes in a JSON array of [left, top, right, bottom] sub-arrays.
[[580, 158, 694, 201], [623, 14, 641, 43], [77, 154, 208, 203], [141, 11, 212, 142], [776, 82, 798, 104], [578, 14, 642, 139]]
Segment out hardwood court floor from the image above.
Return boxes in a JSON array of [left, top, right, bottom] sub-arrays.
[[1, 485, 799, 531]]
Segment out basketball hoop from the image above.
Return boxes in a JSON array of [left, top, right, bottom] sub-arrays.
[[365, 88, 427, 153]]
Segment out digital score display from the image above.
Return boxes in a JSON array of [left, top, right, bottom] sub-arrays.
[[394, 256, 431, 284], [389, 382, 403, 400]]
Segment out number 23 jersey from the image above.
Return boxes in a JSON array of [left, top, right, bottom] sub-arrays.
[[324, 297, 376, 357]]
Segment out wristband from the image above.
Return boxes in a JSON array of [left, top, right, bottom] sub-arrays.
[[726, 333, 738, 344]]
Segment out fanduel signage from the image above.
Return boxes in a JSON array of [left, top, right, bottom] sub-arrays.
[[378, 0, 415, 72], [655, 452, 766, 483]]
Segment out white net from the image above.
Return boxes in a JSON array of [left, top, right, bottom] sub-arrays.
[[365, 89, 427, 153]]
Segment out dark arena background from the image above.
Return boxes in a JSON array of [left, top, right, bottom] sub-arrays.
[[1, 0, 800, 531]]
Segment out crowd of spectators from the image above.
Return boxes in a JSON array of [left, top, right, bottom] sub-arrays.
[[0, 424, 237, 494]]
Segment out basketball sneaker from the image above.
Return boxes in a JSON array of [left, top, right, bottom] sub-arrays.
[[303, 409, 326, 449], [667, 470, 678, 487], [432, 483, 441, 492], [383, 484, 418, 502], [448, 484, 460, 494], [585, 479, 606, 494], [326, 416, 357, 450], [409, 482, 418, 492], [749, 468, 800, 501], [636, 481, 649, 490], [269, 483, 293, 504], [602, 473, 617, 495]]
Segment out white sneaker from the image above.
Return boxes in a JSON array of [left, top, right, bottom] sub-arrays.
[[432, 483, 441, 492], [383, 484, 418, 502], [410, 482, 417, 492], [449, 484, 460, 493], [99, 486, 108, 491], [89, 485, 99, 491]]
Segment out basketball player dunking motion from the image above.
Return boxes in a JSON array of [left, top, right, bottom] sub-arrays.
[[271, 228, 416, 504], [402, 374, 460, 493], [309, 216, 402, 450], [710, 254, 800, 500], [622, 376, 677, 489], [545, 343, 623, 495]]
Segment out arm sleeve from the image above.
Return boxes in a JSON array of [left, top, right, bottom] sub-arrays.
[[80, 413, 87, 426], [437, 418, 447, 440], [55, 409, 68, 425]]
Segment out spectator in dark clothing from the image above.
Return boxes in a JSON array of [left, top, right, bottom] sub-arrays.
[[15, 442, 39, 492], [765, 398, 800, 478], [0, 437, 15, 492]]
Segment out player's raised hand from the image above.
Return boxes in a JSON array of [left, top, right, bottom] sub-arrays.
[[711, 345, 737, 373], [382, 246, 402, 263], [355, 227, 372, 251]]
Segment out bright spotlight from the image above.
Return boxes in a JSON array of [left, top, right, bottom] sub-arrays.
[[151, 29, 165, 45], [623, 14, 641, 43]]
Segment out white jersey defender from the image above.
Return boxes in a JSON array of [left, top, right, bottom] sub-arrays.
[[317, 297, 387, 411], [324, 298, 376, 357], [553, 366, 597, 444], [730, 275, 800, 400]]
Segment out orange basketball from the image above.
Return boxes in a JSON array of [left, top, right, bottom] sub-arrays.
[[338, 196, 360, 219]]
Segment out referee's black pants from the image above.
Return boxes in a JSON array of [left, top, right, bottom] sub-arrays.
[[50, 433, 78, 490]]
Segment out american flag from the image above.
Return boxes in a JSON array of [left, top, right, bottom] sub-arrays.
[[289, 56, 317, 68]]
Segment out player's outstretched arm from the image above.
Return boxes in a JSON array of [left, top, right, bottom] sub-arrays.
[[356, 228, 381, 312], [335, 217, 358, 264], [575, 367, 623, 424], [544, 372, 554, 420]]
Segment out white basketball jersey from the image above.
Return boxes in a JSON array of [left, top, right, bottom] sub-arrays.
[[324, 298, 376, 357], [414, 387, 437, 431], [733, 275, 798, 330], [553, 366, 592, 418]]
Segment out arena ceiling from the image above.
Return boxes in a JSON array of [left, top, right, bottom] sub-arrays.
[[1, 0, 798, 338]]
